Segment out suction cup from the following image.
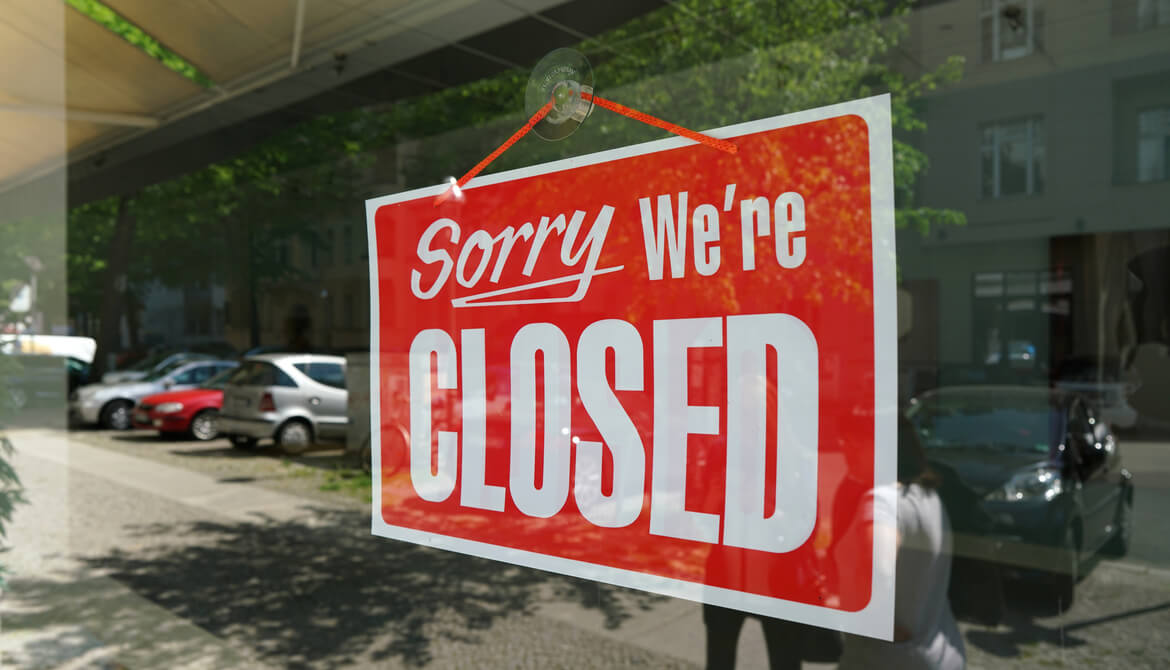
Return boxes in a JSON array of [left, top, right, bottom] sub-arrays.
[[525, 48, 594, 141]]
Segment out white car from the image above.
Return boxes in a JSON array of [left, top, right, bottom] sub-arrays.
[[70, 358, 237, 430]]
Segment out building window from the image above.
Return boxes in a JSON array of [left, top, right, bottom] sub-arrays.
[[981, 117, 1045, 197], [344, 225, 354, 264], [1138, 107, 1170, 182], [980, 0, 1044, 62], [1139, 0, 1170, 29], [1114, 0, 1170, 33]]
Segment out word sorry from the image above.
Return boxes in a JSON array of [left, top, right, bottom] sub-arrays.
[[408, 188, 806, 307]]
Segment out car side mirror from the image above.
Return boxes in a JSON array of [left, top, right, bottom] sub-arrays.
[[163, 379, 174, 389]]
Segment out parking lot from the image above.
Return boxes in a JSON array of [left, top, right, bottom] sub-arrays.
[[68, 424, 370, 509]]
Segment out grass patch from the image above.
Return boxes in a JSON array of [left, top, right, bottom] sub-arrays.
[[280, 458, 316, 478], [320, 467, 371, 499]]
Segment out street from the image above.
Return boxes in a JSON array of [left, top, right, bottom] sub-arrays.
[[1115, 440, 1170, 570], [2, 426, 1170, 669]]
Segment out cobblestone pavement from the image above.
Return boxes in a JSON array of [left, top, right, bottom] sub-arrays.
[[5, 426, 1170, 669]]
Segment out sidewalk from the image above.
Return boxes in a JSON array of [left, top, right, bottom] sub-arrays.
[[1, 430, 760, 668], [1, 429, 276, 669]]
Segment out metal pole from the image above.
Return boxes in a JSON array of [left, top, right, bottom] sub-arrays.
[[291, 0, 308, 69]]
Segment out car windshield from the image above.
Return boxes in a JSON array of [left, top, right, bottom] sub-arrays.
[[125, 351, 169, 372], [907, 394, 1059, 454], [142, 359, 188, 382], [199, 368, 235, 390]]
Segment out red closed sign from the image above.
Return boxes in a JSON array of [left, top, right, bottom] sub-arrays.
[[367, 95, 898, 639]]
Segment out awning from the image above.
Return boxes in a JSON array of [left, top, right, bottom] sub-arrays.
[[0, 0, 638, 199]]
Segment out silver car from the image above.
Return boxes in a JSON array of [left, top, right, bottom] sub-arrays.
[[102, 351, 213, 383], [218, 354, 348, 455], [71, 358, 238, 430]]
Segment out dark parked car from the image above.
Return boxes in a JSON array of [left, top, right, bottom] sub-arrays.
[[2, 355, 90, 409], [906, 385, 1134, 606], [1052, 355, 1140, 430]]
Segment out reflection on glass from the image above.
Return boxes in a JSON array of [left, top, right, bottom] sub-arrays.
[[1138, 108, 1170, 183]]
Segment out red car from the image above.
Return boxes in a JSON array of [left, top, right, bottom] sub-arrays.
[[132, 367, 236, 440]]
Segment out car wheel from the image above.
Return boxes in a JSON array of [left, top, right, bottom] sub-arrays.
[[1104, 492, 1133, 558], [189, 409, 220, 441], [229, 435, 259, 450], [276, 420, 313, 455], [1048, 524, 1079, 610], [99, 400, 133, 431]]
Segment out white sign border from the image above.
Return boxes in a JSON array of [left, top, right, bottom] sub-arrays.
[[365, 94, 898, 641]]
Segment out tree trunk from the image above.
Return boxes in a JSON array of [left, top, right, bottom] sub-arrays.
[[92, 196, 137, 379], [125, 289, 141, 351], [248, 222, 261, 349]]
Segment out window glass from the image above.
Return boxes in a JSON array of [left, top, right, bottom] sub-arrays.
[[7, 1, 1170, 667], [981, 117, 1044, 197], [170, 367, 198, 385], [910, 395, 1058, 453], [1138, 107, 1170, 182], [980, 0, 1043, 62], [172, 364, 218, 385], [143, 358, 189, 381], [1139, 0, 1170, 29], [198, 367, 236, 390], [293, 362, 346, 389], [228, 361, 297, 388]]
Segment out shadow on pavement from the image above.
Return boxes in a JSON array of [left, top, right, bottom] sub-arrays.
[[966, 578, 1170, 660], [159, 441, 355, 471], [79, 506, 666, 668], [3, 575, 260, 669], [965, 582, 1091, 658]]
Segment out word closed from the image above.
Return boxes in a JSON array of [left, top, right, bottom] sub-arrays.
[[408, 314, 818, 553]]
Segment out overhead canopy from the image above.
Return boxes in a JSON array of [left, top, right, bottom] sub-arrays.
[[0, 0, 660, 204]]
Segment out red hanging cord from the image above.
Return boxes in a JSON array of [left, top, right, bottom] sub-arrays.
[[435, 97, 556, 205], [435, 93, 736, 206], [581, 91, 738, 155]]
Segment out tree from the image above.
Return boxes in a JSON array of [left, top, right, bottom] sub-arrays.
[[390, 0, 964, 235], [0, 221, 38, 588], [67, 0, 964, 353], [68, 106, 380, 351]]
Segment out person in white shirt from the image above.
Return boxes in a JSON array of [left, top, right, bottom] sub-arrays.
[[837, 416, 966, 670]]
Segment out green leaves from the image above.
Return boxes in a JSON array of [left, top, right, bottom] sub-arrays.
[[65, 0, 969, 325], [0, 426, 27, 589], [64, 0, 215, 88]]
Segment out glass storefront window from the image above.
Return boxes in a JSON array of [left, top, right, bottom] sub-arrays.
[[3, 1, 1170, 667]]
